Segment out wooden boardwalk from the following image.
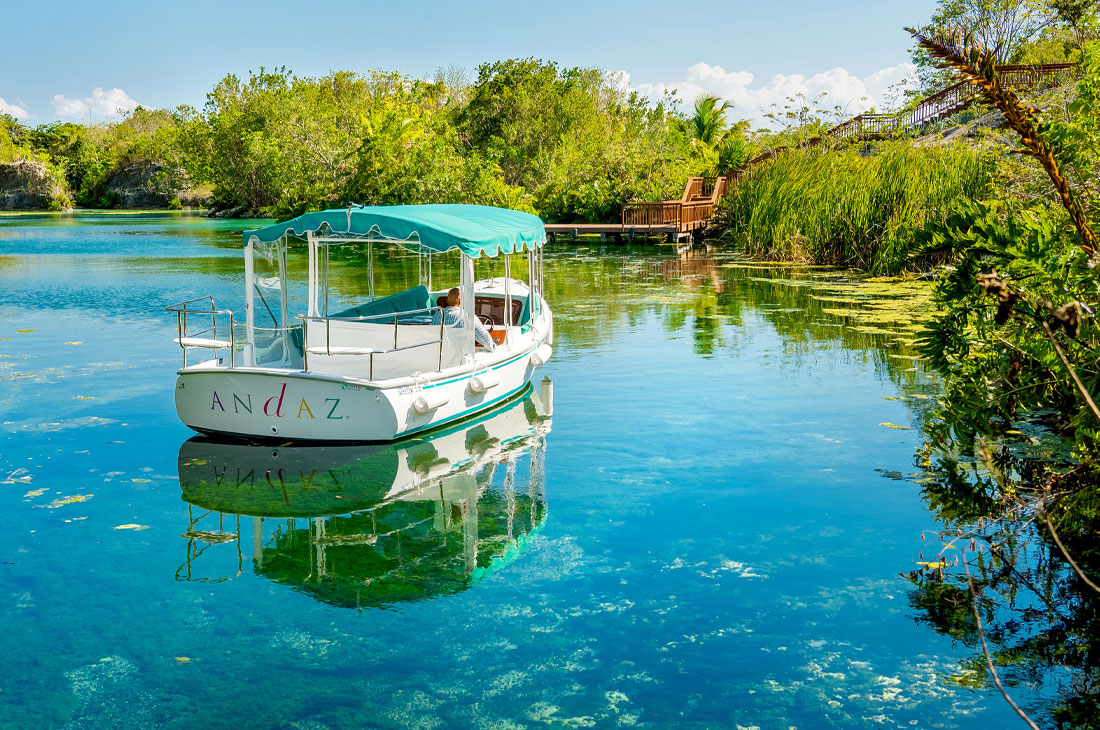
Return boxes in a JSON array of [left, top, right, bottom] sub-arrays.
[[544, 222, 688, 242], [581, 62, 1077, 241]]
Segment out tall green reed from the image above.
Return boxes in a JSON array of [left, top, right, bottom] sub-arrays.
[[713, 141, 995, 273]]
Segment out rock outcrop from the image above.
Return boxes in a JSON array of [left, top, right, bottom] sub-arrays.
[[0, 161, 69, 209], [104, 163, 211, 209]]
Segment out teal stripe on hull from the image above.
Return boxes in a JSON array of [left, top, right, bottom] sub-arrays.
[[420, 341, 542, 389], [394, 382, 533, 440]]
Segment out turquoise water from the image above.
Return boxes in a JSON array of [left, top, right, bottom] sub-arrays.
[[0, 213, 1022, 728]]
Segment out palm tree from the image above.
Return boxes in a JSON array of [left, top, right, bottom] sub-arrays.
[[680, 95, 753, 176], [689, 95, 732, 146]]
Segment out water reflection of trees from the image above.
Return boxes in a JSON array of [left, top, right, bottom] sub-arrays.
[[541, 243, 934, 404], [536, 242, 1100, 727], [907, 445, 1100, 728]]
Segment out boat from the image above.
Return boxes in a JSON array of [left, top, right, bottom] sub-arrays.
[[175, 380, 552, 607], [166, 204, 553, 441]]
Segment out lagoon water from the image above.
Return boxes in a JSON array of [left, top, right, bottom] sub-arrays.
[[0, 213, 1025, 728]]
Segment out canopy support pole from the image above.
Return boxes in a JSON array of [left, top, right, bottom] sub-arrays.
[[322, 243, 329, 317], [278, 239, 290, 362], [504, 254, 512, 348], [529, 248, 537, 318], [539, 246, 545, 303], [244, 240, 255, 366], [459, 254, 475, 358], [368, 242, 375, 302], [306, 232, 318, 317]]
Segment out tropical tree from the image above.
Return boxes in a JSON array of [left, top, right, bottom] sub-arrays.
[[460, 58, 694, 221], [903, 27, 1100, 726], [1051, 0, 1100, 47], [909, 0, 1067, 93], [688, 95, 732, 146], [715, 124, 752, 174], [680, 95, 753, 175]]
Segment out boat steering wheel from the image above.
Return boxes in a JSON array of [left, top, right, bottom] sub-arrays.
[[477, 314, 496, 331]]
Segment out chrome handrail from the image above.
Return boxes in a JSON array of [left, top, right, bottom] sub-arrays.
[[297, 305, 448, 380], [306, 305, 444, 323], [166, 297, 237, 368]]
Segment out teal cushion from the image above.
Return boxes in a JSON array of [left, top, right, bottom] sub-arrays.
[[331, 286, 430, 320]]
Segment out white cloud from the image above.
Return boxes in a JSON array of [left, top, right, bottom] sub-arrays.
[[0, 97, 30, 120], [635, 61, 918, 127], [606, 69, 633, 95], [51, 87, 141, 121]]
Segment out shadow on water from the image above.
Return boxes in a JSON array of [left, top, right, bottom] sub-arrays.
[[176, 381, 553, 610]]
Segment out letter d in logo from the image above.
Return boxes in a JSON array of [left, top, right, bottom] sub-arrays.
[[264, 383, 288, 417]]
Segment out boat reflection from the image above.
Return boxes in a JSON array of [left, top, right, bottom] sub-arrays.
[[176, 378, 552, 608]]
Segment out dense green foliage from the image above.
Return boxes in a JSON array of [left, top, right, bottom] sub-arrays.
[[897, 32, 1100, 727], [0, 60, 715, 220], [916, 200, 1098, 448], [909, 0, 1100, 94], [712, 143, 995, 273]]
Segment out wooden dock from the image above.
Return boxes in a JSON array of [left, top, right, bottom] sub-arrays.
[[544, 222, 691, 242]]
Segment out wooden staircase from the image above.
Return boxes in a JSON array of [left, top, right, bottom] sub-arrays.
[[621, 62, 1077, 237], [621, 175, 728, 236]]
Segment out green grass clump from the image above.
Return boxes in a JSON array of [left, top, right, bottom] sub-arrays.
[[712, 141, 994, 273]]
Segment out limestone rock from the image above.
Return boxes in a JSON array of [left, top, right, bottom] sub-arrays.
[[0, 160, 69, 210], [104, 162, 210, 209]]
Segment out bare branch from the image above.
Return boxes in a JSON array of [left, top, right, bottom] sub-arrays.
[[1042, 510, 1100, 595], [1040, 320, 1100, 422], [961, 552, 1042, 730]]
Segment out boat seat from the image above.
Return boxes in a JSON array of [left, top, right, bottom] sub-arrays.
[[331, 286, 430, 320]]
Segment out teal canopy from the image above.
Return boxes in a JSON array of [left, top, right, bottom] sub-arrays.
[[243, 204, 546, 258]]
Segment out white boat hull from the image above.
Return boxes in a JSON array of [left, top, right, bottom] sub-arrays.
[[175, 341, 548, 442]]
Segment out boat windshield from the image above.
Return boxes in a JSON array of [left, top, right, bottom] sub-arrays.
[[250, 239, 307, 368]]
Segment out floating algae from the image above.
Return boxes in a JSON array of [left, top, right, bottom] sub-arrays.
[[41, 494, 93, 509]]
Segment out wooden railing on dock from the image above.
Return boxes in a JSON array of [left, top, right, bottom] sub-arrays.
[[620, 62, 1076, 237], [622, 176, 727, 234]]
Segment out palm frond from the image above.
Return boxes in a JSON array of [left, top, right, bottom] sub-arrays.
[[906, 26, 1098, 258]]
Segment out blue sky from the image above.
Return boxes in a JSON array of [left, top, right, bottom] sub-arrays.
[[1, 0, 938, 124]]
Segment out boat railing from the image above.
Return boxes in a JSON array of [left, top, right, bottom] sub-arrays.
[[166, 296, 237, 368], [297, 305, 449, 380]]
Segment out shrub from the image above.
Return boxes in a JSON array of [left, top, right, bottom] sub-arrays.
[[712, 142, 995, 273]]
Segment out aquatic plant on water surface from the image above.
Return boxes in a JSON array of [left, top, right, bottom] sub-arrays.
[[903, 29, 1100, 729]]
